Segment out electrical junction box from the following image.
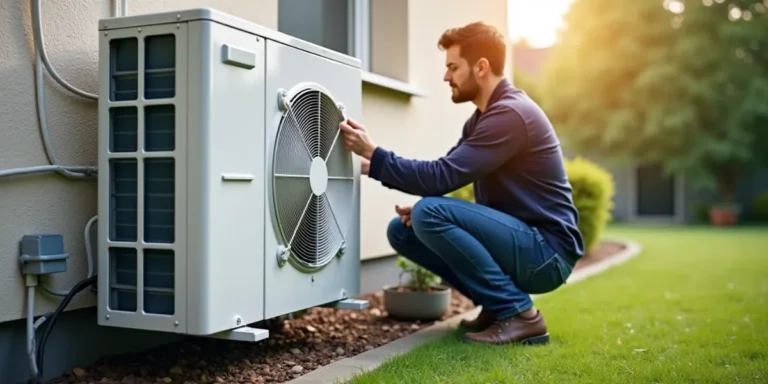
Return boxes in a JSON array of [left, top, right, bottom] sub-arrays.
[[19, 234, 70, 275], [96, 8, 364, 340]]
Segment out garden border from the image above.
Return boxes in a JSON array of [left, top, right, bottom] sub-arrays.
[[287, 237, 644, 384]]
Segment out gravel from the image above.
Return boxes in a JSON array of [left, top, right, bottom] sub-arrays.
[[47, 241, 622, 384]]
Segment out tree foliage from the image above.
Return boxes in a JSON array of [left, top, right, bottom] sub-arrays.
[[542, 0, 768, 201]]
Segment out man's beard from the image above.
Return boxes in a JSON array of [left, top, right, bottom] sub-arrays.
[[450, 77, 480, 103]]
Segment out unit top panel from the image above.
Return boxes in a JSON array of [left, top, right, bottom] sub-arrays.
[[98, 7, 361, 69]]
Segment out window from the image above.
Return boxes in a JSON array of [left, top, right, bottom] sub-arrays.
[[277, 0, 371, 71]]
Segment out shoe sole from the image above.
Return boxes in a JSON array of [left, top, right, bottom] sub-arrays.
[[460, 332, 550, 346]]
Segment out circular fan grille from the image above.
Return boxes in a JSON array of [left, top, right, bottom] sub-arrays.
[[272, 87, 354, 269]]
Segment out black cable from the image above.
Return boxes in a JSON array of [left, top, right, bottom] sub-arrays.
[[35, 274, 97, 383]]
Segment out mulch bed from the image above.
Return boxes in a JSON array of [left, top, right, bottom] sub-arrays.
[[572, 240, 627, 271], [48, 240, 625, 384]]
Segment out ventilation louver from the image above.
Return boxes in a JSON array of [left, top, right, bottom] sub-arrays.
[[272, 87, 354, 270]]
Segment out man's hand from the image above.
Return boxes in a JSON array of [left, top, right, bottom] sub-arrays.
[[361, 158, 370, 175], [340, 118, 377, 160], [395, 205, 412, 227]]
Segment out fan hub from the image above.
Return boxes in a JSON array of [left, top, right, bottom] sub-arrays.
[[309, 157, 329, 196]]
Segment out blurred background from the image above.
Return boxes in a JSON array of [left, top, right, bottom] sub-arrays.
[[508, 0, 768, 228]]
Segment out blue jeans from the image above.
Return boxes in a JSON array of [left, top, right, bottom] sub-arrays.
[[387, 196, 573, 319]]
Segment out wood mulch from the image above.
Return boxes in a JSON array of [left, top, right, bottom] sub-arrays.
[[573, 241, 627, 271], [48, 240, 625, 384]]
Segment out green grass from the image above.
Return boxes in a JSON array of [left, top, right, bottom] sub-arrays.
[[347, 226, 768, 384]]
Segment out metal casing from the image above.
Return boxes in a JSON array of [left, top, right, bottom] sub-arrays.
[[97, 8, 362, 336]]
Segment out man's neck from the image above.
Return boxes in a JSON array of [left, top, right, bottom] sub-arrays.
[[473, 76, 505, 112]]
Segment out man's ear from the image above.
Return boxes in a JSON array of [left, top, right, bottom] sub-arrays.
[[475, 58, 490, 77]]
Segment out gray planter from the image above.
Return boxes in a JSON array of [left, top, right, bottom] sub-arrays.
[[382, 284, 452, 321]]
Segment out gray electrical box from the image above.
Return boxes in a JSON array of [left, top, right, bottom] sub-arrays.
[[19, 234, 70, 275]]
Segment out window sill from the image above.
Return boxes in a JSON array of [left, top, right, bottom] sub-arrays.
[[361, 71, 428, 98]]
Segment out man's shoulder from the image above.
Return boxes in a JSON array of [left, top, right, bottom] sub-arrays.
[[494, 90, 544, 115]]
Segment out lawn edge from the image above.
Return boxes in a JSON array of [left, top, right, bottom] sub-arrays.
[[286, 237, 642, 384], [566, 237, 643, 284]]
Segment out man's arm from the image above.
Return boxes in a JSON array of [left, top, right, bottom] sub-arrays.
[[368, 106, 528, 196], [376, 120, 470, 193]]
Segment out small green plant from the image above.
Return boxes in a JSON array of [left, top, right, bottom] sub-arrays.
[[395, 256, 440, 291], [690, 202, 711, 223]]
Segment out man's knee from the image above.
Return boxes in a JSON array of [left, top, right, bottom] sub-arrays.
[[410, 196, 451, 229], [386, 216, 409, 248]]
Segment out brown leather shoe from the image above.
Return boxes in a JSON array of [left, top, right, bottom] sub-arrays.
[[461, 310, 549, 345], [459, 307, 496, 331]]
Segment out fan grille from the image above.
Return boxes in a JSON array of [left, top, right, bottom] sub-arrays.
[[273, 87, 354, 269]]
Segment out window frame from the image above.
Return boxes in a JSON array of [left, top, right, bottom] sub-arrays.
[[348, 0, 371, 72]]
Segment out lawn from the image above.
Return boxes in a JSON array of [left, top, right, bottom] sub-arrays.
[[347, 226, 768, 384]]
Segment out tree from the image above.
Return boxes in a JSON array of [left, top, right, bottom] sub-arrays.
[[542, 0, 768, 203]]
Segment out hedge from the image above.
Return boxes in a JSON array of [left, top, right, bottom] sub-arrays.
[[446, 156, 615, 253], [564, 157, 615, 252]]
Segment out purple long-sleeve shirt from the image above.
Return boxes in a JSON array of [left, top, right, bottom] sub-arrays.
[[367, 78, 584, 264]]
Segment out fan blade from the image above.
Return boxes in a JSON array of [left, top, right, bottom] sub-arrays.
[[292, 195, 321, 266], [275, 177, 312, 248], [318, 194, 344, 263], [291, 90, 321, 157], [320, 92, 343, 160], [276, 112, 313, 175], [324, 178, 354, 240]]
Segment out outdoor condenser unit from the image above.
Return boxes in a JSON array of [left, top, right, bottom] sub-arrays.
[[96, 8, 366, 341]]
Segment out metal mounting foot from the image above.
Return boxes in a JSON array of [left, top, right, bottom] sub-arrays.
[[321, 298, 369, 310], [206, 326, 269, 343]]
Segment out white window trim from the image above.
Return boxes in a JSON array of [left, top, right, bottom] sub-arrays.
[[347, 0, 428, 97], [349, 0, 371, 72]]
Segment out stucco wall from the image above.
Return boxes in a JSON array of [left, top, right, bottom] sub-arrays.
[[0, 0, 509, 323], [0, 0, 277, 323], [360, 0, 510, 258]]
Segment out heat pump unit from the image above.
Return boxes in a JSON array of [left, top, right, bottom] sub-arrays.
[[96, 8, 366, 341]]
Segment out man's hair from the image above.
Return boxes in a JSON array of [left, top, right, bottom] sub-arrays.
[[437, 21, 507, 76]]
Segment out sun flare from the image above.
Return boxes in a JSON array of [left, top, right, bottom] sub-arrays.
[[507, 0, 574, 47]]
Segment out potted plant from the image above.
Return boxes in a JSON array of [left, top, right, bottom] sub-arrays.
[[382, 256, 452, 321], [708, 202, 742, 226]]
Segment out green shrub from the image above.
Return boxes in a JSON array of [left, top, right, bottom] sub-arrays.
[[446, 183, 474, 202], [690, 202, 712, 223], [565, 157, 615, 252], [445, 157, 615, 253], [752, 192, 768, 222]]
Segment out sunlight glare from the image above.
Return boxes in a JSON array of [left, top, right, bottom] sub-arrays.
[[664, 0, 686, 14], [507, 0, 573, 48]]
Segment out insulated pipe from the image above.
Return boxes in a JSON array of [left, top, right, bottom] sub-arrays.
[[0, 165, 94, 179], [39, 216, 97, 297], [27, 284, 38, 380], [31, 0, 97, 100]]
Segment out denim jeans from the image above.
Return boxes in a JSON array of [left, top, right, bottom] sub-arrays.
[[386, 196, 573, 319]]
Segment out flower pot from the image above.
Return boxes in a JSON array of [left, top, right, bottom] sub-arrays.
[[709, 205, 740, 226], [382, 284, 452, 321]]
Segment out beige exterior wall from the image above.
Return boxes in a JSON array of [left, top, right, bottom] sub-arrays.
[[0, 0, 508, 322]]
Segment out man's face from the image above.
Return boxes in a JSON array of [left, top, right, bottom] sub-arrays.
[[443, 45, 480, 103]]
